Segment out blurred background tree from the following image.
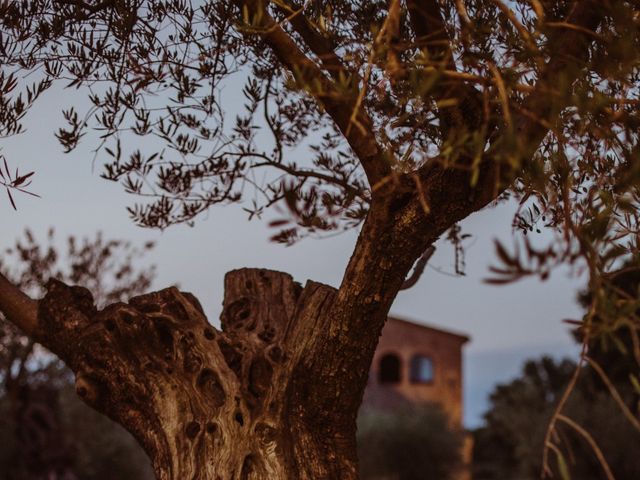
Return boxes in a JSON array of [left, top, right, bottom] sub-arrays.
[[357, 403, 464, 480], [473, 356, 640, 480], [0, 229, 156, 479], [474, 263, 640, 479], [473, 256, 640, 480]]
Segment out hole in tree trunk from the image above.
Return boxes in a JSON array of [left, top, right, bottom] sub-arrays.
[[267, 345, 283, 363], [186, 421, 200, 439], [154, 318, 174, 352], [218, 339, 243, 377], [165, 300, 188, 322], [258, 325, 275, 343], [248, 357, 273, 399], [254, 423, 276, 446], [206, 422, 218, 434], [240, 455, 254, 480], [121, 311, 136, 324], [234, 411, 244, 426], [197, 369, 226, 408], [224, 297, 252, 329]]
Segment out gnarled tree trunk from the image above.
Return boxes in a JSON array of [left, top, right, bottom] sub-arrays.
[[35, 269, 360, 479]]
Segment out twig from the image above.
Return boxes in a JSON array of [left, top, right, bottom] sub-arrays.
[[400, 246, 436, 290], [586, 356, 640, 433], [556, 414, 616, 480]]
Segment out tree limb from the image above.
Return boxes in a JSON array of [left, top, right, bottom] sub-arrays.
[[237, 0, 392, 189], [0, 271, 38, 336], [413, 0, 608, 225], [273, 0, 358, 83], [513, 0, 608, 151], [406, 0, 483, 136], [400, 245, 435, 290]]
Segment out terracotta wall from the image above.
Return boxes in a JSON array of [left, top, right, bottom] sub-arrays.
[[367, 317, 469, 426]]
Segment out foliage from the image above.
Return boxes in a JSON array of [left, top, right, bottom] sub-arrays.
[[0, 1, 637, 242], [357, 404, 464, 480], [0, 228, 156, 305], [58, 383, 155, 479], [0, 154, 38, 210], [0, 229, 157, 478], [473, 356, 640, 480], [0, 381, 155, 480], [476, 265, 640, 479]]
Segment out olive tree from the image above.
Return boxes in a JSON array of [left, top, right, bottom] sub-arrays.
[[0, 1, 639, 479]]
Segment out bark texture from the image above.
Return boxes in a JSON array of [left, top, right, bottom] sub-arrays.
[[33, 268, 375, 480]]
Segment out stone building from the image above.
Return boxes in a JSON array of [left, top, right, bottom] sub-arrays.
[[362, 316, 469, 426], [361, 316, 472, 479]]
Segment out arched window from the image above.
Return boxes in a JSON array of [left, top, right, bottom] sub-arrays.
[[410, 355, 434, 384], [378, 353, 401, 384]]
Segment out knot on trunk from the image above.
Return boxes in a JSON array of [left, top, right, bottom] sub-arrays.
[[37, 279, 97, 364]]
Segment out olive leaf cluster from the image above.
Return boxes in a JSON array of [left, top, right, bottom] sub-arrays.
[[0, 1, 629, 243], [1, 0, 639, 308]]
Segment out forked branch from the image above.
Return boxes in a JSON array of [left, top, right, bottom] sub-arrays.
[[236, 0, 392, 189]]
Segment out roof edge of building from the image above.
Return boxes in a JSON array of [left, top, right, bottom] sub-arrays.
[[386, 315, 471, 343]]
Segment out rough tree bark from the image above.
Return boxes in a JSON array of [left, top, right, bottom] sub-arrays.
[[35, 270, 339, 479], [0, 184, 480, 479]]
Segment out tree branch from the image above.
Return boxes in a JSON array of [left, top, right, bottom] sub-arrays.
[[54, 0, 115, 14], [412, 0, 609, 228], [0, 271, 38, 336], [252, 160, 367, 199], [268, 1, 611, 427], [400, 245, 435, 290], [273, 0, 357, 83], [513, 0, 608, 151], [237, 0, 392, 188], [406, 0, 483, 136]]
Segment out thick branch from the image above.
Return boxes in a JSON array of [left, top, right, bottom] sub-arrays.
[[407, 0, 453, 60], [238, 0, 392, 188], [0, 271, 38, 336], [412, 0, 608, 228], [406, 0, 483, 135], [292, 0, 613, 428], [274, 0, 357, 83], [514, 0, 608, 148]]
